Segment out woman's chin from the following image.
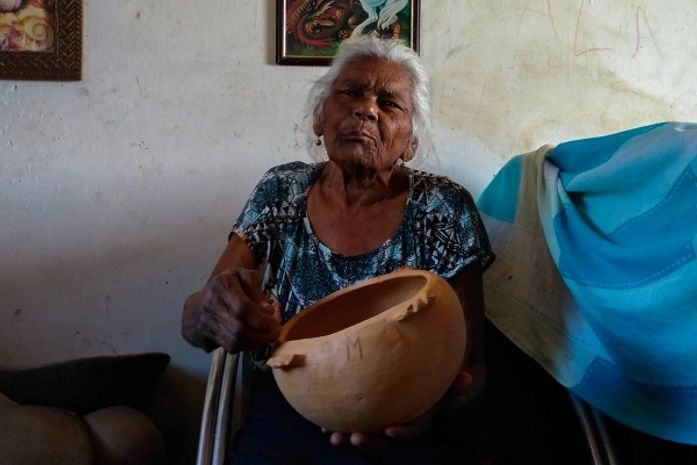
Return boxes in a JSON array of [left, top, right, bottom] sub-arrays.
[[334, 157, 381, 175], [330, 149, 380, 167]]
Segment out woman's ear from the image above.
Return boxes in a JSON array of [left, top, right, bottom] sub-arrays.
[[401, 138, 418, 163], [313, 115, 324, 137]]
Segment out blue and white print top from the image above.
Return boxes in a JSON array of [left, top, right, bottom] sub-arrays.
[[232, 162, 493, 322]]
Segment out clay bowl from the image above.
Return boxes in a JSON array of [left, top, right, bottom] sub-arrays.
[[267, 268, 466, 433]]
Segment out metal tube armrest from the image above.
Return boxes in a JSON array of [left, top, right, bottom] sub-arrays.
[[569, 393, 619, 465], [196, 348, 246, 465]]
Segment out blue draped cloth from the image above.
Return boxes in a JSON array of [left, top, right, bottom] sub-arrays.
[[477, 122, 697, 445]]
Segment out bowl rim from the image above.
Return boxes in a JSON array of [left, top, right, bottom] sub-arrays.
[[276, 268, 441, 345]]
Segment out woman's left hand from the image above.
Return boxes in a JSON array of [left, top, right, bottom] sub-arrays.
[[444, 359, 486, 407], [322, 411, 432, 448]]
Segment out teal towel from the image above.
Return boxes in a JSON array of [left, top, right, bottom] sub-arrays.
[[478, 122, 697, 445]]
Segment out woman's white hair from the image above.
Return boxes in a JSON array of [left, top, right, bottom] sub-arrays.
[[306, 35, 433, 165]]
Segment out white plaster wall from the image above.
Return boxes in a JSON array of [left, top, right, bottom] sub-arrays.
[[2, 0, 696, 461]]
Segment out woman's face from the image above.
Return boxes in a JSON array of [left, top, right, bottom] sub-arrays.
[[315, 57, 417, 174]]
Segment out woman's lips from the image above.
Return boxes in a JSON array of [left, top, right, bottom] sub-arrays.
[[339, 131, 376, 143]]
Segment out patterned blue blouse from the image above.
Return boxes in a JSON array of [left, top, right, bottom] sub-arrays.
[[232, 162, 493, 322]]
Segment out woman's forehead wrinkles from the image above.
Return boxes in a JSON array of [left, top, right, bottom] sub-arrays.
[[334, 74, 412, 97]]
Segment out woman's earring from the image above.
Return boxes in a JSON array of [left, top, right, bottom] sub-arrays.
[[315, 137, 322, 146]]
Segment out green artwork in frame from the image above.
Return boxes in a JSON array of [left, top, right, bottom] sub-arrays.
[[277, 0, 420, 66]]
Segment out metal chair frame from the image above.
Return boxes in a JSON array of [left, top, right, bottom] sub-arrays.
[[196, 348, 252, 465], [570, 393, 619, 465]]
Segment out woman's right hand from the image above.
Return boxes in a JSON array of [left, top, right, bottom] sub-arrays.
[[182, 267, 280, 353]]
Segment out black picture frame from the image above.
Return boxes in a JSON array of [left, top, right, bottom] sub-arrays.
[[0, 0, 83, 81], [277, 0, 420, 66]]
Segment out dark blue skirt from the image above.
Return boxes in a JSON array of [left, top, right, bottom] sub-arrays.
[[228, 322, 591, 465], [228, 371, 477, 465]]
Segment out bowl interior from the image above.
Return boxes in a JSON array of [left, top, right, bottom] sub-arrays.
[[283, 274, 427, 342]]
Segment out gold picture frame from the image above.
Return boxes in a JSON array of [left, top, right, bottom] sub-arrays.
[[0, 0, 82, 80]]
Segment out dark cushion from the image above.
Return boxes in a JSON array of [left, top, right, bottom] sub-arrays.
[[0, 352, 170, 415]]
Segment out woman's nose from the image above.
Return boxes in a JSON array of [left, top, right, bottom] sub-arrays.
[[353, 100, 378, 121]]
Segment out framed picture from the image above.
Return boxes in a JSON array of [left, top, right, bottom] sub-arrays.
[[0, 0, 82, 80], [277, 0, 419, 66]]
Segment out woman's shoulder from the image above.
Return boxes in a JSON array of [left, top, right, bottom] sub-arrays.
[[408, 168, 476, 214], [235, 162, 322, 237], [263, 161, 322, 175], [253, 161, 324, 199], [261, 161, 324, 183]]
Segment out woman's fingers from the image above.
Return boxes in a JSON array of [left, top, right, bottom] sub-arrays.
[[242, 324, 280, 346], [197, 304, 242, 351], [329, 432, 348, 446], [349, 432, 391, 448], [321, 406, 435, 448], [323, 425, 418, 448], [448, 371, 474, 396], [199, 303, 279, 352], [199, 268, 280, 352], [447, 361, 486, 402], [220, 286, 278, 332], [383, 424, 422, 441], [384, 410, 432, 441], [236, 267, 267, 304], [211, 269, 279, 330], [325, 431, 391, 448]]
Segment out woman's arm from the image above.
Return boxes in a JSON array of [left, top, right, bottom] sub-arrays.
[[181, 235, 280, 353], [442, 261, 486, 405]]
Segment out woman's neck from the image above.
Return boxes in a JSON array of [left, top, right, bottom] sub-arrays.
[[306, 161, 410, 256], [317, 161, 407, 209]]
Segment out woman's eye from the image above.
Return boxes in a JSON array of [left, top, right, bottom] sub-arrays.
[[341, 89, 359, 97]]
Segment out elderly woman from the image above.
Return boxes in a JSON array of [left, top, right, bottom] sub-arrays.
[[182, 36, 493, 464]]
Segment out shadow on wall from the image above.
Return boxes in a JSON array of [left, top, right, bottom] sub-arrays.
[[0, 223, 223, 358]]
